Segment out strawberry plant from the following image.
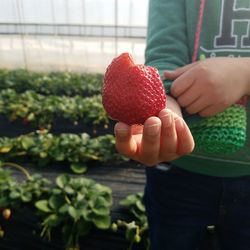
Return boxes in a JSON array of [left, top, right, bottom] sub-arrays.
[[0, 89, 109, 129], [0, 166, 113, 250], [0, 69, 103, 96], [0, 164, 51, 239], [112, 192, 149, 250], [0, 168, 50, 208], [36, 174, 112, 250], [0, 131, 125, 173]]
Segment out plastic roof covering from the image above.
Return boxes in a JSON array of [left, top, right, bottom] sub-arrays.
[[0, 0, 148, 73]]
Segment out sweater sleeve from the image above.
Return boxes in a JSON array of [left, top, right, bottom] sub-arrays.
[[144, 0, 190, 93]]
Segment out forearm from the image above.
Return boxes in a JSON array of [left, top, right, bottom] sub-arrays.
[[145, 0, 189, 92]]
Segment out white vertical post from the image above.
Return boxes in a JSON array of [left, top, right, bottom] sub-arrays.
[[16, 0, 28, 69], [114, 0, 118, 56]]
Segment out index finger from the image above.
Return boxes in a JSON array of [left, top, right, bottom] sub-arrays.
[[140, 117, 162, 166], [171, 70, 195, 97], [114, 122, 138, 159]]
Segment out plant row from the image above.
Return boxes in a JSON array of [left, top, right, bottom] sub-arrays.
[[0, 89, 109, 129], [0, 166, 149, 250], [0, 167, 112, 250], [0, 69, 103, 96], [0, 131, 124, 173]]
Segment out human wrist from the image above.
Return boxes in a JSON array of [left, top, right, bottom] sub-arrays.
[[166, 95, 182, 117]]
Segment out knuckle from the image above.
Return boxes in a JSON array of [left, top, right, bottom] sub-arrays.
[[197, 63, 209, 75]]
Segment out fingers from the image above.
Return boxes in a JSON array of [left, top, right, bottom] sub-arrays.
[[164, 63, 197, 80], [198, 104, 226, 117], [140, 117, 162, 166], [114, 122, 138, 159], [170, 70, 195, 97], [158, 109, 177, 161], [158, 109, 194, 161], [183, 96, 209, 114], [177, 90, 201, 109], [115, 110, 195, 166], [115, 118, 163, 166], [175, 117, 195, 155], [180, 94, 226, 116]]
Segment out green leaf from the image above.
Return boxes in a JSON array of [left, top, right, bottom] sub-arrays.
[[68, 206, 79, 221], [92, 215, 111, 229], [92, 207, 109, 216], [49, 195, 64, 210], [81, 210, 91, 221], [54, 152, 65, 161], [39, 152, 48, 158], [95, 184, 112, 195], [52, 188, 62, 195], [27, 112, 35, 121], [135, 200, 145, 212], [94, 196, 112, 208], [9, 191, 20, 199], [21, 192, 32, 202], [70, 163, 87, 174], [64, 185, 75, 195], [59, 203, 69, 214], [44, 214, 61, 227], [56, 175, 70, 189], [35, 200, 52, 213], [119, 193, 142, 207]]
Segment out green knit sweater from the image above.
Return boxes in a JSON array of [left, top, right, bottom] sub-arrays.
[[145, 0, 250, 177]]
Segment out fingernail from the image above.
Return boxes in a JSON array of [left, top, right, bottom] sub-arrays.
[[160, 110, 172, 128], [114, 123, 130, 137], [145, 123, 161, 136], [116, 128, 129, 137], [175, 118, 185, 131]]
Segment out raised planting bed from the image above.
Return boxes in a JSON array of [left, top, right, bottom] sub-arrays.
[[0, 69, 103, 97], [0, 161, 147, 250], [0, 162, 220, 250], [0, 89, 111, 134], [0, 69, 220, 250]]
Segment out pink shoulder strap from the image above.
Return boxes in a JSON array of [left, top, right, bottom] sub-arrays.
[[192, 0, 206, 62]]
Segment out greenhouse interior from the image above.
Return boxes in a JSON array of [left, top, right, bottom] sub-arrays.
[[0, 0, 146, 73], [0, 1, 149, 250], [0, 0, 240, 250]]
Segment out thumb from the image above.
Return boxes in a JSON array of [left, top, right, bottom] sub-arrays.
[[164, 62, 197, 80]]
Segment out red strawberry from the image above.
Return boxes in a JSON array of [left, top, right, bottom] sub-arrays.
[[102, 53, 166, 125]]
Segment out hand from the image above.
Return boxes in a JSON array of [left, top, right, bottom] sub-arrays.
[[164, 57, 250, 117], [114, 108, 194, 166]]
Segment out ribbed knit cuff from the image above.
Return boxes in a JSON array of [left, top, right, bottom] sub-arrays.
[[187, 101, 247, 154]]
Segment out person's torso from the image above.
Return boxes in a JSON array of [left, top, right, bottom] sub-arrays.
[[173, 0, 250, 176]]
